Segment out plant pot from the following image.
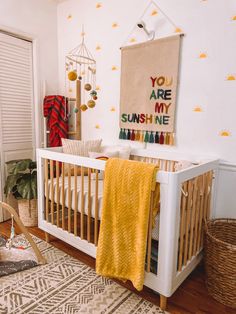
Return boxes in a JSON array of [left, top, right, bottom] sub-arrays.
[[18, 199, 38, 227]]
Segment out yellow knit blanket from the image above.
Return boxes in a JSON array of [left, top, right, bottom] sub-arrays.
[[96, 158, 159, 291]]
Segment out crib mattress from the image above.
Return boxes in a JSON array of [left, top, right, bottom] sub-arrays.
[[47, 176, 160, 240], [47, 176, 104, 219]]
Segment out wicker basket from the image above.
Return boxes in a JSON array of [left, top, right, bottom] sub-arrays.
[[204, 219, 236, 308], [18, 199, 38, 227]]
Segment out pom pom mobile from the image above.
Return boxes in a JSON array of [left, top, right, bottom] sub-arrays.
[[65, 28, 97, 113]]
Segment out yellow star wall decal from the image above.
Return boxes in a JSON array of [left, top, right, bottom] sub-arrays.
[[112, 66, 118, 71], [226, 75, 235, 81], [112, 23, 118, 28], [220, 130, 231, 137], [151, 10, 158, 16], [175, 27, 182, 33], [96, 45, 101, 51], [110, 107, 116, 112], [95, 124, 100, 129], [67, 14, 72, 20], [129, 38, 136, 43], [96, 86, 101, 91], [199, 53, 207, 59], [232, 16, 236, 20], [96, 3, 102, 9], [193, 106, 203, 112]]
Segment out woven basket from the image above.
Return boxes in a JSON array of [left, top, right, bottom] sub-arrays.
[[18, 199, 38, 227], [204, 219, 236, 308]]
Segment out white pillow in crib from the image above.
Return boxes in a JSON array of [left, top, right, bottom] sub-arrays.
[[88, 151, 119, 159], [175, 160, 193, 171], [88, 151, 119, 180], [101, 145, 131, 160], [61, 138, 102, 157]]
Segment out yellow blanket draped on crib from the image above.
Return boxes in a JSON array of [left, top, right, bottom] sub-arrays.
[[96, 158, 159, 291]]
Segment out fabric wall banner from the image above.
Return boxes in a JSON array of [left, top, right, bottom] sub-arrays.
[[119, 35, 181, 143]]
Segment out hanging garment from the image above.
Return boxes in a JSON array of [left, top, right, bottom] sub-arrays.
[[43, 95, 68, 147]]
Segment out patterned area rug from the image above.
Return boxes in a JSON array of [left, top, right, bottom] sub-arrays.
[[0, 235, 166, 314]]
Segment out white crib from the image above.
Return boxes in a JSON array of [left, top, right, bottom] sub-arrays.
[[36, 147, 219, 310]]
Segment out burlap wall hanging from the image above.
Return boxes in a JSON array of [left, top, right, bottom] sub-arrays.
[[119, 35, 181, 145]]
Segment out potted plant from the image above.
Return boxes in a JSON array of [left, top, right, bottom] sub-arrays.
[[4, 159, 38, 227]]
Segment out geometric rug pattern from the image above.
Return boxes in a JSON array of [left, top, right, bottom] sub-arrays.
[[0, 235, 166, 314]]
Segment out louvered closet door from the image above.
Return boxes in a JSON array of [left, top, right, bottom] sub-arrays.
[[0, 32, 35, 221]]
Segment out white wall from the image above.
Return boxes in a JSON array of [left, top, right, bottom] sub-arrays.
[[57, 0, 236, 218]]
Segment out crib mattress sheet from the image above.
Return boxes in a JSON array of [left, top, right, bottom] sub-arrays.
[[47, 176, 160, 240], [47, 176, 104, 220]]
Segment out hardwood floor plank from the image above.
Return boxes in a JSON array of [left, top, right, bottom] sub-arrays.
[[0, 221, 234, 314]]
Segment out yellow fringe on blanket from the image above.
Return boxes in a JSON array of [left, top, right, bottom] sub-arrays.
[[96, 158, 159, 291]]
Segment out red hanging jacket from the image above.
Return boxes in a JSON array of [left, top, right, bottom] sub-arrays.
[[43, 95, 68, 147]]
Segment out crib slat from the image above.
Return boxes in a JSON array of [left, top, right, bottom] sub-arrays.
[[178, 181, 188, 271], [188, 177, 198, 260], [183, 179, 193, 265], [193, 176, 201, 255], [56, 161, 60, 227], [74, 165, 78, 236], [206, 171, 213, 220], [80, 166, 85, 239], [196, 174, 206, 252], [50, 159, 54, 225], [87, 168, 91, 242], [68, 164, 72, 233], [61, 163, 65, 230], [44, 159, 49, 222], [94, 170, 99, 246], [147, 192, 154, 273]]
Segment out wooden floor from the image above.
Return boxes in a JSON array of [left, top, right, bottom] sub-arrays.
[[1, 221, 235, 314]]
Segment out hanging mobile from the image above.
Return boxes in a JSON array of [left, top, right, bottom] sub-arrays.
[[6, 214, 15, 250], [65, 26, 97, 112]]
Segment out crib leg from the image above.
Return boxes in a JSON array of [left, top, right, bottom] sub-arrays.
[[45, 232, 50, 243], [160, 295, 167, 311]]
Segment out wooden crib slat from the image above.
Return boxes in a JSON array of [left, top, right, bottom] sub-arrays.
[[206, 171, 213, 220], [193, 177, 201, 256], [74, 165, 78, 236], [178, 181, 188, 271], [87, 168, 91, 242], [44, 159, 49, 222], [147, 192, 154, 273], [183, 180, 193, 265], [68, 164, 72, 233], [94, 170, 99, 246], [188, 178, 198, 260], [80, 166, 85, 239], [61, 162, 65, 230], [196, 174, 206, 252], [50, 159, 54, 225], [56, 161, 60, 227]]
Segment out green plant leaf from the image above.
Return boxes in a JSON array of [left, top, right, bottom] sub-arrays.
[[11, 159, 32, 175], [5, 159, 37, 200], [4, 174, 21, 195], [29, 161, 37, 171], [17, 173, 37, 200]]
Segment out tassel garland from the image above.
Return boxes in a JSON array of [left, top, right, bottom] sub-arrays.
[[119, 128, 175, 145]]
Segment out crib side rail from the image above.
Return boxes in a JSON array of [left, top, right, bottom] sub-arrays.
[[157, 159, 218, 296], [37, 149, 106, 247], [37, 149, 159, 271], [177, 171, 214, 271]]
